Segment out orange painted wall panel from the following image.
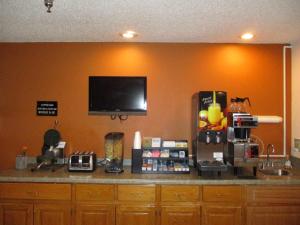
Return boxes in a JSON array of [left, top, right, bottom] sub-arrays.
[[0, 43, 290, 169]]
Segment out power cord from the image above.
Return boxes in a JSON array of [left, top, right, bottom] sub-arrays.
[[119, 115, 128, 121], [110, 114, 128, 122]]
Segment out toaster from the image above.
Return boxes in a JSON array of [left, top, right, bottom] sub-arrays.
[[68, 151, 97, 172]]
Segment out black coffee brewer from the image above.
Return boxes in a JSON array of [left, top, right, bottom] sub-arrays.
[[224, 112, 259, 177]]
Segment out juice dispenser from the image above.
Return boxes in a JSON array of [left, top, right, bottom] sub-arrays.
[[104, 132, 124, 173], [192, 91, 228, 176]]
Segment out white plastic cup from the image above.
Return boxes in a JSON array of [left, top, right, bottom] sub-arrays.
[[133, 131, 142, 149]]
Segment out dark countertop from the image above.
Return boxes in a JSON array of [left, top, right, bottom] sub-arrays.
[[0, 166, 300, 185]]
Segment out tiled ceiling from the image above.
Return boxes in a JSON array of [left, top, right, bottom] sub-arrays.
[[0, 0, 300, 43]]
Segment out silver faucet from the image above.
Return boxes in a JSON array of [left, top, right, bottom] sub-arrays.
[[266, 144, 275, 167]]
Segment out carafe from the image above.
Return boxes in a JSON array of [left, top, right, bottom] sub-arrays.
[[244, 97, 251, 113], [229, 98, 238, 112], [238, 97, 251, 113], [229, 97, 251, 113]]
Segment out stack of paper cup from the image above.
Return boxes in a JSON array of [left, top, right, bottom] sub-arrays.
[[133, 131, 142, 149]]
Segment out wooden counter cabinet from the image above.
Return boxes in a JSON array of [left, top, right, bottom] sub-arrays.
[[246, 185, 300, 225], [202, 185, 242, 225], [116, 205, 156, 225], [0, 183, 72, 225], [75, 204, 115, 225], [1, 181, 300, 225], [74, 184, 115, 225], [160, 185, 201, 225], [0, 202, 33, 225], [34, 203, 71, 225], [0, 202, 71, 225], [116, 185, 157, 225]]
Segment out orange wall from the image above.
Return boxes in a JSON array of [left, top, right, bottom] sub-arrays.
[[0, 43, 291, 169]]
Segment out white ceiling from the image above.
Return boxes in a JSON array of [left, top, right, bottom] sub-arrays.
[[1, 0, 300, 43]]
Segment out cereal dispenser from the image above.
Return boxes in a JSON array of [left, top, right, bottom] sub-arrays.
[[104, 132, 124, 173]]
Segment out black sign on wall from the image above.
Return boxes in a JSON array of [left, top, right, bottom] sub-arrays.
[[37, 101, 58, 116]]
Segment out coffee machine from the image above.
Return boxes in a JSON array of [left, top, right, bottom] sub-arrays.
[[224, 113, 259, 177], [192, 91, 228, 176]]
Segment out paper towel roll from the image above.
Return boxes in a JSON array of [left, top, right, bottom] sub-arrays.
[[256, 115, 283, 124], [292, 148, 300, 159]]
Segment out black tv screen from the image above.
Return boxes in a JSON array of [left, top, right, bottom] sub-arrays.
[[89, 76, 147, 115]]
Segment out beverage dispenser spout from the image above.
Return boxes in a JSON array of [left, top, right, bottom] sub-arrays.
[[215, 132, 222, 144], [205, 132, 211, 144]]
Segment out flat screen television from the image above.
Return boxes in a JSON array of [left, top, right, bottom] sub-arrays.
[[89, 76, 147, 115]]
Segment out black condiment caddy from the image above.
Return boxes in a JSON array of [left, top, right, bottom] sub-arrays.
[[131, 141, 190, 174]]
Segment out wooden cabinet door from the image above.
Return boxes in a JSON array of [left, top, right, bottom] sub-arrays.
[[247, 206, 300, 225], [75, 203, 114, 225], [0, 203, 33, 225], [116, 205, 156, 225], [202, 205, 242, 225], [34, 203, 71, 225], [161, 205, 200, 225]]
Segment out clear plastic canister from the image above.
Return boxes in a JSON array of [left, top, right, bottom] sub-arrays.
[[104, 132, 124, 173]]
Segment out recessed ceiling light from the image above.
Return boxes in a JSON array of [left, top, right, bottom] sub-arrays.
[[241, 32, 254, 40], [121, 31, 137, 39]]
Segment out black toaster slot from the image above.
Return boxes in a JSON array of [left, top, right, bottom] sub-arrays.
[[71, 155, 80, 167], [82, 156, 91, 168]]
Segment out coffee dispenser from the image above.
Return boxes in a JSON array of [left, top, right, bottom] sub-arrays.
[[224, 113, 259, 177], [104, 132, 124, 173], [192, 91, 228, 176]]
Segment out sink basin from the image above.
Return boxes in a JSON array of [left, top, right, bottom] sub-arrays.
[[259, 168, 290, 176]]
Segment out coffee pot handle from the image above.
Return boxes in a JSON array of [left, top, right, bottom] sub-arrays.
[[244, 97, 251, 107]]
